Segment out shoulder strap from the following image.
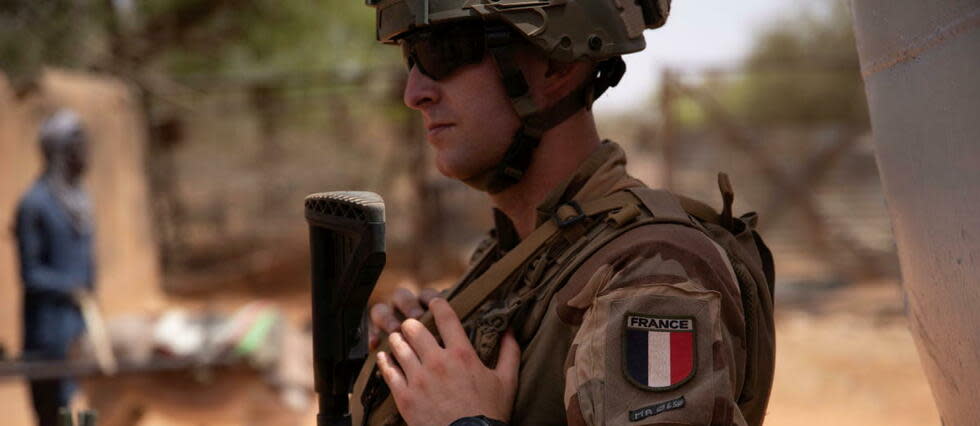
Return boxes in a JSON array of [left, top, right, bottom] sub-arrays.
[[626, 187, 691, 223], [352, 191, 638, 425], [628, 174, 735, 230], [625, 187, 719, 235]]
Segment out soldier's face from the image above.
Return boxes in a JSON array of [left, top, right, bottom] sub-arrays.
[[403, 53, 522, 181]]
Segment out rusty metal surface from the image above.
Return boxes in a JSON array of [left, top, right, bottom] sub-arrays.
[[851, 1, 980, 424], [855, 1, 980, 77]]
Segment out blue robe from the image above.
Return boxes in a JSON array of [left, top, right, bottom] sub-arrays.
[[14, 178, 94, 420]]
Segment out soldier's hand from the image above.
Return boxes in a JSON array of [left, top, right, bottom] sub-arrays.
[[368, 286, 441, 350], [376, 298, 521, 425]]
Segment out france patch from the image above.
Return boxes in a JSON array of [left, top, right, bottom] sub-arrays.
[[623, 314, 696, 391]]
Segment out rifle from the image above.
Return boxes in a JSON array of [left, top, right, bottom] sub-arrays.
[[305, 192, 387, 426]]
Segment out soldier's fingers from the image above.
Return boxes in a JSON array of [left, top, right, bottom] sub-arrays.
[[400, 319, 441, 363], [418, 288, 441, 307], [494, 330, 521, 387], [428, 298, 470, 349], [370, 303, 401, 334], [387, 332, 421, 379], [393, 288, 425, 319], [377, 351, 407, 392], [368, 325, 380, 351]]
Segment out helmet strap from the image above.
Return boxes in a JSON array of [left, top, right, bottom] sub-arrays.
[[462, 25, 627, 194]]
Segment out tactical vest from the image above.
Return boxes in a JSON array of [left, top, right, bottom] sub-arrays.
[[352, 175, 775, 425]]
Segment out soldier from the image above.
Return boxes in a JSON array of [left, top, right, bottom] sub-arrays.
[[14, 109, 95, 426], [361, 1, 775, 425]]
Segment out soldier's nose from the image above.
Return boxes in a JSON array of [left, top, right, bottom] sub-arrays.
[[404, 66, 439, 110]]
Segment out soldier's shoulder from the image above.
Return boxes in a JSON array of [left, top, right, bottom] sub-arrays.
[[554, 220, 740, 325], [590, 220, 733, 287]]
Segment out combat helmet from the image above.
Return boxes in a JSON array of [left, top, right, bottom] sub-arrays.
[[367, 0, 672, 193]]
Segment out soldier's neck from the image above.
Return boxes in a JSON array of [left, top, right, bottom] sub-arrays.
[[490, 110, 601, 239]]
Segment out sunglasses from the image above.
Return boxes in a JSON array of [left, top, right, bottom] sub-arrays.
[[399, 22, 489, 81]]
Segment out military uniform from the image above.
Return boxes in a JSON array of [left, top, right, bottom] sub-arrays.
[[358, 1, 775, 424], [448, 142, 774, 425]]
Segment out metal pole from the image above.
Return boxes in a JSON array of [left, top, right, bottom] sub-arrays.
[[850, 1, 980, 423]]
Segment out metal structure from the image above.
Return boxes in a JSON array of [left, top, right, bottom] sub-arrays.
[[850, 1, 980, 424], [656, 69, 893, 282]]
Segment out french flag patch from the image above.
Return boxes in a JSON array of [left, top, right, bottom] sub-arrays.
[[624, 314, 696, 391]]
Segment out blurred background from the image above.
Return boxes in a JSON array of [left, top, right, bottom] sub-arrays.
[[0, 0, 939, 425]]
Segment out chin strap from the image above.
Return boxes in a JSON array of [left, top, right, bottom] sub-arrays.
[[462, 25, 626, 194]]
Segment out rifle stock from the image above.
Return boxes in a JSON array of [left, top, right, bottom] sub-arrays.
[[305, 192, 386, 426]]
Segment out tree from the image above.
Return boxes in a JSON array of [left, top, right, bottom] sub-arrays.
[[736, 1, 868, 127], [0, 0, 106, 93]]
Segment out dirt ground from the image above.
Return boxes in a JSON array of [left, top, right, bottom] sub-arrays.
[[764, 281, 939, 425], [0, 279, 940, 425]]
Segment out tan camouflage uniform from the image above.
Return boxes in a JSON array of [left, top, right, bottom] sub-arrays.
[[454, 141, 773, 425]]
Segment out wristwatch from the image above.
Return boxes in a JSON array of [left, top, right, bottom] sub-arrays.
[[449, 415, 509, 426]]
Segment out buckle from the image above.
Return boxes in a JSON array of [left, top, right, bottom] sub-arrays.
[[554, 201, 586, 228]]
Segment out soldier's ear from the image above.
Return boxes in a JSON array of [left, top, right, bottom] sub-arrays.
[[513, 44, 590, 107], [541, 59, 594, 105]]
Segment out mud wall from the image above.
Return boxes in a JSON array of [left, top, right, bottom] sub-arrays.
[[0, 68, 164, 357]]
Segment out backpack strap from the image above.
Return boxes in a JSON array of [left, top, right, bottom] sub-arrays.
[[632, 173, 735, 231], [625, 187, 717, 236], [626, 187, 691, 223]]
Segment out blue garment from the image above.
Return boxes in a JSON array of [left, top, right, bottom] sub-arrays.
[[14, 179, 94, 357], [15, 179, 94, 424]]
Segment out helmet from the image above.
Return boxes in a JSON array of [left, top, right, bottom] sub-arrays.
[[367, 0, 671, 194], [370, 0, 670, 63]]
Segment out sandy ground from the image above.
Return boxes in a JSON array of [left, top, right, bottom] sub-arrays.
[[0, 280, 939, 425], [764, 282, 939, 425]]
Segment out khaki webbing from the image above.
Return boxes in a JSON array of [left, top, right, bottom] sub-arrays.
[[351, 191, 637, 425], [627, 187, 721, 228]]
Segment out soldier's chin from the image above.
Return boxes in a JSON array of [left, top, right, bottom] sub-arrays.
[[433, 155, 463, 179], [434, 153, 484, 181]]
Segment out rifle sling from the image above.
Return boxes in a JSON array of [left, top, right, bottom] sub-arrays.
[[351, 191, 638, 425]]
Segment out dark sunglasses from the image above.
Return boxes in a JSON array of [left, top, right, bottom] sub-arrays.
[[399, 22, 488, 81]]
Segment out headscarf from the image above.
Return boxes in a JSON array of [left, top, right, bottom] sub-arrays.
[[39, 109, 93, 235]]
